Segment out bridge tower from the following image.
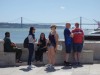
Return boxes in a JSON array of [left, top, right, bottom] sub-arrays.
[[21, 17, 23, 28], [80, 17, 82, 28]]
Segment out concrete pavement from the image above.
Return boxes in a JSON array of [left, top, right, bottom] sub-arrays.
[[0, 64, 100, 75]]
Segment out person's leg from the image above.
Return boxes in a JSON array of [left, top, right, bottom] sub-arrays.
[[65, 53, 69, 62], [64, 44, 71, 66], [12, 48, 22, 62], [77, 52, 81, 63], [35, 50, 38, 62], [16, 48, 22, 61], [51, 47, 56, 65], [37, 50, 41, 62], [77, 43, 83, 64], [47, 47, 52, 65], [38, 48, 43, 62], [39, 49, 44, 62], [73, 43, 78, 63], [74, 52, 78, 63], [28, 44, 34, 65]]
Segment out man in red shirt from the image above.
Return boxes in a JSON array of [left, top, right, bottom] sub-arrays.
[[72, 23, 84, 65]]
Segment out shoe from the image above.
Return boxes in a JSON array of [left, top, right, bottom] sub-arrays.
[[64, 61, 72, 66], [16, 60, 22, 63], [46, 64, 53, 69], [28, 65, 36, 68], [27, 65, 32, 69], [51, 65, 55, 70], [64, 61, 67, 65], [77, 62, 82, 66]]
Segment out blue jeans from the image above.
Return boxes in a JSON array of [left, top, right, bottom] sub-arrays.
[[28, 43, 34, 65]]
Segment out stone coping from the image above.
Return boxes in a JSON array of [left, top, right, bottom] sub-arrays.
[[15, 40, 100, 44]]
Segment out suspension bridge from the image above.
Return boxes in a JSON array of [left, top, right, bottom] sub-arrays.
[[0, 17, 99, 29]]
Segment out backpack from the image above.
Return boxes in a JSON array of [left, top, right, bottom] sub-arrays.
[[23, 37, 29, 48]]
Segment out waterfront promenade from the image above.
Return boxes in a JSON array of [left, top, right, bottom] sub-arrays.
[[0, 64, 100, 75], [0, 39, 100, 75]]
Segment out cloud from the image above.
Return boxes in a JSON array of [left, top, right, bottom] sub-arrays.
[[60, 6, 65, 10]]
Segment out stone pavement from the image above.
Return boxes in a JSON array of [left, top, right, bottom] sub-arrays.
[[0, 64, 100, 75]]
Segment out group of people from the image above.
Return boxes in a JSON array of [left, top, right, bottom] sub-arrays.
[[3, 22, 84, 69], [64, 23, 84, 66]]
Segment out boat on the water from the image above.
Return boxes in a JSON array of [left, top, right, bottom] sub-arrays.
[[85, 20, 100, 40]]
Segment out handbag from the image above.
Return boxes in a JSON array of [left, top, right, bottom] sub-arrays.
[[57, 44, 62, 51]]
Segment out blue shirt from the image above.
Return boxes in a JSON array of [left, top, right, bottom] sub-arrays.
[[64, 28, 72, 45]]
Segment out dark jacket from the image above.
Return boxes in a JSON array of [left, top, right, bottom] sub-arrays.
[[4, 37, 13, 52]]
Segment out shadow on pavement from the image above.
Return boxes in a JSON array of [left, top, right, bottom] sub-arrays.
[[45, 67, 60, 73], [19, 67, 32, 72], [61, 66, 72, 69]]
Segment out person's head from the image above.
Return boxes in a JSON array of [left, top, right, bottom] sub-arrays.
[[5, 32, 10, 37], [50, 25, 57, 31], [66, 23, 71, 29], [40, 33, 46, 40], [75, 23, 79, 28], [29, 27, 35, 34]]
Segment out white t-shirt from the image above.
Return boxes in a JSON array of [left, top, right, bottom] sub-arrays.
[[28, 35, 35, 44]]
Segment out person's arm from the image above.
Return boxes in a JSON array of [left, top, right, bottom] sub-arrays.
[[64, 29, 70, 40], [43, 39, 47, 48], [38, 39, 41, 44], [55, 33, 59, 51], [32, 34, 37, 42], [81, 30, 84, 43]]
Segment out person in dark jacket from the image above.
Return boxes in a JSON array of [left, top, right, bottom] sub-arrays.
[[35, 33, 47, 63], [4, 32, 22, 63], [64, 23, 73, 66]]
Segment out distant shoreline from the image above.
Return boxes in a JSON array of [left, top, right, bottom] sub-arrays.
[[0, 23, 65, 28]]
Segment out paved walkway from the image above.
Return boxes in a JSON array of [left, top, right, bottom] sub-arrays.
[[0, 64, 100, 75]]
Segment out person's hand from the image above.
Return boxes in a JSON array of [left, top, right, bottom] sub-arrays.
[[70, 33, 74, 38], [55, 46, 57, 53], [34, 39, 37, 42], [11, 43, 16, 47]]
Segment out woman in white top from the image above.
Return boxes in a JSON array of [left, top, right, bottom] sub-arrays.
[[27, 27, 36, 68]]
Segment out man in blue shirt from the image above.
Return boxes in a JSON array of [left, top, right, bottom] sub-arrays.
[[64, 23, 73, 66]]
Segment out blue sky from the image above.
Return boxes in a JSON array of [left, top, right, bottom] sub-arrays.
[[0, 0, 100, 23]]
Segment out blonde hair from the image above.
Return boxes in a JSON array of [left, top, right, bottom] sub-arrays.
[[50, 25, 57, 29]]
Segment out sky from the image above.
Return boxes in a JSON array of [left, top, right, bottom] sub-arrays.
[[0, 0, 100, 23]]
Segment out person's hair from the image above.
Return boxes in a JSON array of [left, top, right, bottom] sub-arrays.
[[29, 27, 35, 34], [5, 32, 10, 37], [40, 33, 46, 41], [50, 25, 57, 29], [66, 23, 71, 26], [75, 23, 79, 28]]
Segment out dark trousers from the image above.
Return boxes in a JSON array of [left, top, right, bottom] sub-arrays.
[[35, 48, 45, 62], [28, 43, 34, 65], [12, 48, 22, 60]]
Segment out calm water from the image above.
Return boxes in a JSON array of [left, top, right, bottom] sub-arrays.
[[0, 28, 92, 43]]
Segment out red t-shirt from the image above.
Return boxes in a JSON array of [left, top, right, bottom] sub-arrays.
[[72, 28, 84, 43]]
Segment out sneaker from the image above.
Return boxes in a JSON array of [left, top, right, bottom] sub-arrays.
[[51, 65, 55, 69], [64, 61, 72, 66], [16, 60, 22, 63], [27, 65, 36, 69], [77, 62, 82, 66], [73, 62, 81, 66], [27, 65, 33, 69], [45, 64, 51, 67], [64, 61, 67, 65]]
